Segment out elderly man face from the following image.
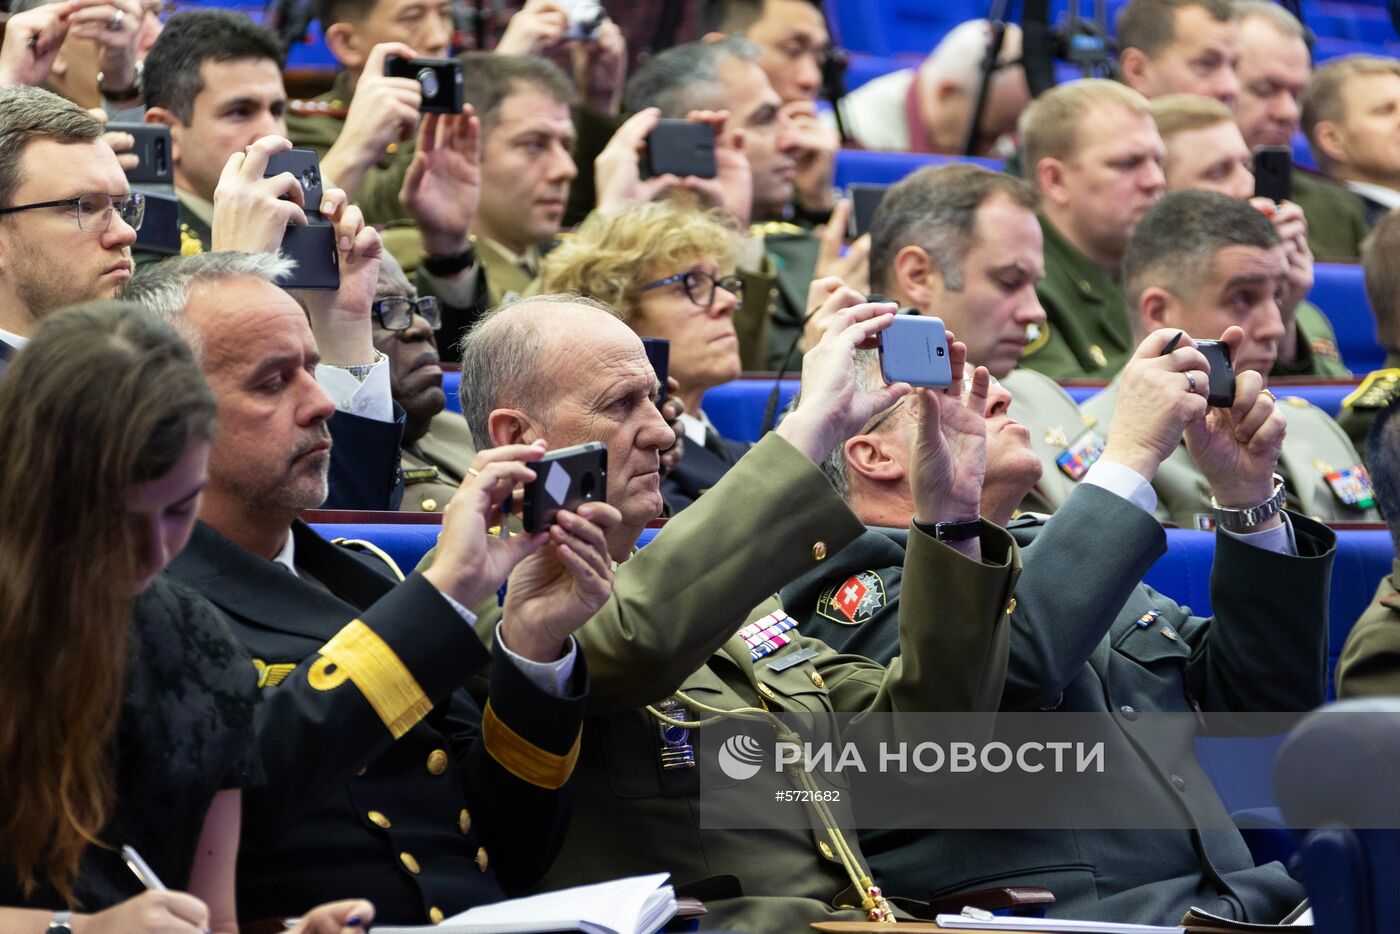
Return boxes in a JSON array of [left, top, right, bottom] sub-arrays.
[[1234, 14, 1310, 150]]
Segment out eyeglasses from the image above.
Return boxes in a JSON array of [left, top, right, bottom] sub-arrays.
[[638, 270, 744, 308], [372, 295, 441, 331], [0, 192, 145, 232]]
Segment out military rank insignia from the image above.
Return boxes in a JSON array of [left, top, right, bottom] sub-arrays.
[[739, 610, 799, 661], [1055, 429, 1106, 481], [654, 697, 695, 771], [817, 571, 887, 626], [1325, 464, 1376, 509]]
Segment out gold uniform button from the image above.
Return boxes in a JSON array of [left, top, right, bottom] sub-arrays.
[[459, 808, 472, 834], [810, 672, 825, 688], [422, 497, 438, 512], [429, 907, 445, 924], [400, 851, 421, 874], [427, 749, 449, 775], [368, 810, 391, 829], [812, 541, 828, 561], [1006, 597, 1017, 615], [819, 840, 834, 860], [475, 846, 489, 872], [758, 682, 778, 701]]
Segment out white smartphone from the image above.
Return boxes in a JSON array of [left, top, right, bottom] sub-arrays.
[[878, 314, 952, 388]]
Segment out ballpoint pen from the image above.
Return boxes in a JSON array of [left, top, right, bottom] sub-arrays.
[[122, 845, 211, 934]]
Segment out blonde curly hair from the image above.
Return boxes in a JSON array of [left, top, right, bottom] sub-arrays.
[[539, 200, 741, 322]]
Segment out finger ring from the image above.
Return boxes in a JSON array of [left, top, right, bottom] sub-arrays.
[[1263, 388, 1277, 401], [1186, 372, 1197, 392], [107, 9, 125, 29], [466, 467, 481, 477]]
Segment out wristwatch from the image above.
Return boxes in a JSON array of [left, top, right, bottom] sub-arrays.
[[421, 243, 476, 277], [915, 517, 982, 543], [1211, 473, 1287, 531], [47, 910, 73, 933], [98, 60, 143, 103]]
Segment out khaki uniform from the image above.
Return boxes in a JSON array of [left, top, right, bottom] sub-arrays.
[[1020, 218, 1134, 380], [286, 72, 416, 228], [1292, 169, 1374, 261], [1277, 301, 1350, 378], [1337, 356, 1400, 462], [132, 190, 212, 270], [1336, 559, 1400, 697], [456, 434, 1021, 931], [1083, 378, 1380, 526], [1001, 367, 1103, 514], [400, 410, 477, 513], [475, 236, 545, 309]]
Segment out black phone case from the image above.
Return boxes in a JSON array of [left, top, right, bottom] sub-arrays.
[[281, 222, 341, 290], [642, 338, 670, 405], [384, 55, 465, 114], [110, 123, 173, 184], [132, 188, 181, 255], [849, 183, 889, 238], [1197, 340, 1236, 407], [643, 120, 716, 179], [520, 441, 609, 533], [265, 149, 326, 208], [1253, 145, 1292, 203]]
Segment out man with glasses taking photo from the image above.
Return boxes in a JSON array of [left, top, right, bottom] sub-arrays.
[[0, 85, 142, 370]]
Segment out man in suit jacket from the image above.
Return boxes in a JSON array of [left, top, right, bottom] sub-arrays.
[[447, 294, 1022, 930], [784, 343, 1334, 925], [138, 250, 621, 925]]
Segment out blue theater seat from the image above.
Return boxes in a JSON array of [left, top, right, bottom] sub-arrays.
[[1271, 383, 1358, 417], [1308, 264, 1385, 374], [834, 149, 1004, 189], [311, 522, 442, 573], [702, 379, 798, 443], [443, 369, 462, 413]]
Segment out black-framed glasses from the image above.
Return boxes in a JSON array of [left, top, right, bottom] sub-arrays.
[[0, 192, 145, 233], [638, 270, 744, 308], [373, 295, 441, 331]]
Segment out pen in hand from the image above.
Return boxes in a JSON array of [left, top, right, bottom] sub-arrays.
[[122, 845, 211, 934]]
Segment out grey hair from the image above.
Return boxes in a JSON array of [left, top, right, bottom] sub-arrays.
[[1231, 0, 1306, 41], [814, 350, 886, 501], [869, 163, 1039, 295], [124, 251, 295, 359], [457, 292, 619, 450], [623, 36, 762, 117]]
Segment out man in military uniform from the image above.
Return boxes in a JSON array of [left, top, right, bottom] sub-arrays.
[[447, 295, 1021, 929], [1017, 80, 1164, 380], [1337, 395, 1400, 697], [1301, 56, 1400, 228], [1149, 94, 1349, 377], [130, 251, 622, 925], [1339, 208, 1400, 457], [783, 340, 1334, 925], [1232, 0, 1374, 261], [1084, 190, 1377, 525]]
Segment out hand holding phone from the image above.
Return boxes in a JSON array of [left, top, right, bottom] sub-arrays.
[[263, 148, 339, 290], [518, 441, 609, 533], [878, 314, 952, 388], [384, 55, 464, 114], [1253, 145, 1291, 203], [109, 123, 172, 184], [643, 119, 716, 179]]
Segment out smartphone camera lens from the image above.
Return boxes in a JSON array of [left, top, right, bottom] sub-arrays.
[[300, 167, 319, 191], [416, 67, 440, 101]]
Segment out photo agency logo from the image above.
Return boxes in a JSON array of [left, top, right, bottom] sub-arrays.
[[718, 734, 766, 780], [717, 735, 1106, 780]]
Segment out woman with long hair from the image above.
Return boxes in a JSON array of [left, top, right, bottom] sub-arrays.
[[0, 301, 371, 932]]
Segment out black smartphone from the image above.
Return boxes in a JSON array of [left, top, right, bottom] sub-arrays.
[[131, 188, 180, 255], [519, 441, 609, 533], [848, 182, 889, 238], [642, 337, 670, 406], [264, 149, 339, 290], [384, 55, 465, 114], [643, 119, 716, 179], [1253, 145, 1292, 203], [1195, 339, 1236, 408], [110, 123, 172, 184]]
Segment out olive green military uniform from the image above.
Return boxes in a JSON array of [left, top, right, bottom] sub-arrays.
[[745, 222, 821, 373], [1336, 560, 1400, 697], [1292, 169, 1373, 261], [1083, 378, 1379, 526], [1020, 218, 1134, 381], [1338, 357, 1400, 462], [1276, 301, 1350, 377], [286, 72, 416, 229], [400, 410, 477, 513], [1001, 367, 1104, 514], [456, 433, 1021, 931], [475, 236, 545, 309], [132, 190, 212, 269]]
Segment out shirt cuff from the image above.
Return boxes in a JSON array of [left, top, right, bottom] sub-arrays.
[[1218, 511, 1297, 556], [420, 264, 483, 307], [493, 623, 578, 697], [1082, 459, 1158, 516], [316, 357, 393, 422]]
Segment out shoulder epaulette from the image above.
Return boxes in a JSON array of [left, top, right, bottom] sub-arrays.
[[751, 220, 806, 237], [289, 98, 349, 119], [1342, 368, 1400, 411]]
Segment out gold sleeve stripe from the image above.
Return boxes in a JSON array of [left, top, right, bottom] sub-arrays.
[[319, 620, 433, 739], [482, 701, 581, 790]]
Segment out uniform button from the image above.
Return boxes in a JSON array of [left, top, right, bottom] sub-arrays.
[[429, 907, 444, 924], [367, 810, 391, 828], [1119, 705, 1137, 721], [400, 851, 421, 874], [812, 541, 828, 561], [1006, 597, 1017, 614], [818, 841, 834, 860], [422, 498, 438, 512], [476, 846, 489, 872], [427, 749, 449, 775], [810, 672, 824, 688], [1171, 774, 1187, 792], [459, 808, 472, 834], [757, 683, 778, 701]]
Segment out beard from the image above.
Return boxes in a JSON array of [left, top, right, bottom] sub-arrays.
[[11, 240, 121, 321]]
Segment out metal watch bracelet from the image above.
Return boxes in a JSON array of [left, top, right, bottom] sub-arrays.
[[1211, 473, 1286, 531]]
